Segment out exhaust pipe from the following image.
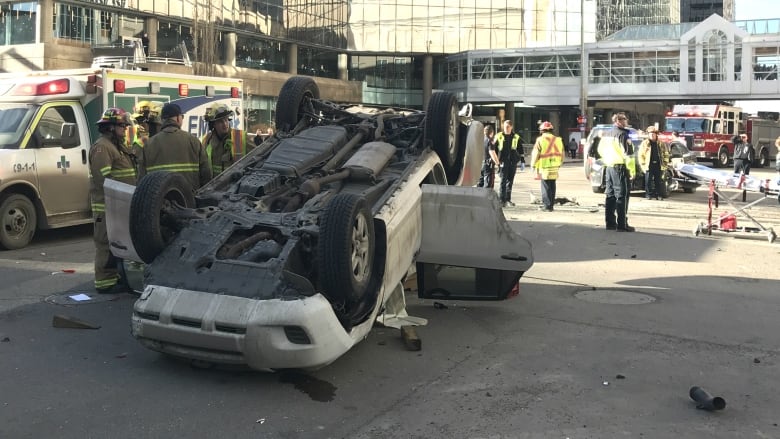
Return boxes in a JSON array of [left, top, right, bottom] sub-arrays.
[[689, 386, 726, 411]]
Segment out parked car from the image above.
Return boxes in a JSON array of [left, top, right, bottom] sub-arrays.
[[105, 76, 534, 371], [584, 125, 698, 196]]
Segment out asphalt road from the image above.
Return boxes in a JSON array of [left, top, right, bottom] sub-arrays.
[[1, 161, 780, 439]]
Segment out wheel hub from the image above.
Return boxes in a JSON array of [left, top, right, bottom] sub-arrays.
[[4, 208, 27, 236], [350, 215, 370, 283]]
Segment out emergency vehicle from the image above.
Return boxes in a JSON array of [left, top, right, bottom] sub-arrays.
[[0, 68, 244, 250], [743, 116, 780, 168], [662, 104, 742, 168]]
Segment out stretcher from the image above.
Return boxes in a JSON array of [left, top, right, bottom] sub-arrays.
[[675, 163, 779, 243]]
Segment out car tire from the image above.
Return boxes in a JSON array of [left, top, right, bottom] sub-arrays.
[[716, 146, 729, 168], [130, 172, 195, 263], [683, 187, 697, 194], [0, 193, 37, 250], [425, 91, 463, 184], [758, 148, 769, 168], [318, 193, 376, 305], [274, 76, 320, 133]]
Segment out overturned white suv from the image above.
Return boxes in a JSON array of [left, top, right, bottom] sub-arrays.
[[106, 76, 534, 371]]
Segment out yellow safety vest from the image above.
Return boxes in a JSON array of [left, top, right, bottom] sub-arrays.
[[535, 134, 563, 169], [598, 135, 637, 177], [495, 132, 521, 152]]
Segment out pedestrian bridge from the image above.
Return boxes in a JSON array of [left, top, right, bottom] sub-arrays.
[[440, 15, 780, 107]]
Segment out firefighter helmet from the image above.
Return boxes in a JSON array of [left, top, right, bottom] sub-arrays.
[[205, 103, 233, 123], [96, 107, 131, 126], [539, 121, 554, 132]]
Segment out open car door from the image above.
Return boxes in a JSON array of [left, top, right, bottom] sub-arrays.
[[416, 185, 533, 301]]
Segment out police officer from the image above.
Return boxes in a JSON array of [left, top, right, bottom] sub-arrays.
[[598, 112, 636, 232], [530, 121, 564, 211], [478, 124, 497, 189], [140, 103, 212, 191], [89, 108, 137, 294], [494, 119, 523, 207], [638, 126, 670, 200], [202, 103, 237, 176], [733, 133, 754, 175]]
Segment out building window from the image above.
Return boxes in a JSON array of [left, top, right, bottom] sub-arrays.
[[0, 2, 36, 45], [753, 45, 780, 80], [688, 37, 696, 82], [702, 29, 727, 82], [54, 3, 94, 44]]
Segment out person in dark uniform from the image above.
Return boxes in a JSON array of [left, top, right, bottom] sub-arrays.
[[478, 124, 497, 188], [638, 126, 669, 200], [88, 108, 137, 294], [598, 112, 636, 232], [494, 119, 523, 207], [140, 103, 212, 192], [733, 133, 754, 175]]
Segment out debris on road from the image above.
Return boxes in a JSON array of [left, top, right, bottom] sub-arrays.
[[52, 314, 101, 330], [616, 374, 626, 379], [433, 302, 448, 310], [689, 386, 726, 411], [401, 325, 422, 351]]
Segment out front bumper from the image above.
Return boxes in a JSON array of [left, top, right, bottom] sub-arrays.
[[131, 285, 371, 371]]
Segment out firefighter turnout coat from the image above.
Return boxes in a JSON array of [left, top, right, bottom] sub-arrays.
[[88, 134, 137, 214], [530, 133, 564, 179], [140, 119, 212, 191]]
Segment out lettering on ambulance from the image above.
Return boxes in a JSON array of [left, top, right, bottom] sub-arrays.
[[12, 162, 37, 173]]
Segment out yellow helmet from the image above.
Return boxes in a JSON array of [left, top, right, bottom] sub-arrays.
[[134, 100, 152, 114]]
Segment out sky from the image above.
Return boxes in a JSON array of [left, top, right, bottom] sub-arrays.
[[734, 0, 779, 20]]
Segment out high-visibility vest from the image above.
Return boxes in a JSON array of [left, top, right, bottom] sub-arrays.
[[535, 134, 563, 169], [598, 134, 637, 176], [495, 132, 521, 153]]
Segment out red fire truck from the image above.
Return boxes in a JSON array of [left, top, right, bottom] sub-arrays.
[[662, 104, 742, 168], [744, 116, 780, 167], [663, 104, 780, 168]]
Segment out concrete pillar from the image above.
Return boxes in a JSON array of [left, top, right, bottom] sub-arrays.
[[288, 43, 297, 75], [40, 0, 54, 44], [422, 54, 433, 110], [145, 17, 158, 56], [224, 32, 236, 67], [504, 102, 515, 124], [337, 53, 348, 81], [549, 111, 560, 134]]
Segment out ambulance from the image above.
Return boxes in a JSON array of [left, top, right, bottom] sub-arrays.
[[0, 68, 244, 250]]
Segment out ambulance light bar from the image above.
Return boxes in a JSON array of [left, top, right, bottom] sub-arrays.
[[11, 78, 70, 96]]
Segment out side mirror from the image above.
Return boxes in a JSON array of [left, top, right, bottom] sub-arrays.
[[60, 123, 80, 149]]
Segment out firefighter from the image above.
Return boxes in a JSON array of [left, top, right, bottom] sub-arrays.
[[598, 112, 636, 232], [202, 103, 238, 176], [140, 103, 212, 191], [494, 119, 523, 207], [88, 108, 137, 294], [530, 121, 564, 211], [638, 126, 670, 200]]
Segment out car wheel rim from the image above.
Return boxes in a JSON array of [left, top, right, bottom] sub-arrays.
[[350, 214, 370, 283], [3, 206, 28, 237], [447, 104, 457, 160]]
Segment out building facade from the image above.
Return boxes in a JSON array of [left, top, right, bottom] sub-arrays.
[[680, 0, 734, 23], [0, 0, 778, 137], [596, 0, 681, 41]]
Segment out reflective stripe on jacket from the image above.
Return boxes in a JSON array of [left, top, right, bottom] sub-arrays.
[[141, 120, 212, 191], [638, 139, 670, 173], [495, 132, 521, 153], [202, 131, 234, 175], [88, 134, 137, 213], [598, 126, 636, 176], [531, 133, 564, 179]]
